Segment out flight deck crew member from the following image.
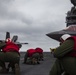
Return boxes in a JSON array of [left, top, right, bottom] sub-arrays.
[[49, 34, 76, 75], [0, 38, 21, 75], [23, 48, 40, 64]]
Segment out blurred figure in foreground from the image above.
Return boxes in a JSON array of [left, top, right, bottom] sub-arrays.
[[23, 48, 40, 65], [49, 34, 76, 75], [35, 47, 44, 61], [0, 38, 22, 75]]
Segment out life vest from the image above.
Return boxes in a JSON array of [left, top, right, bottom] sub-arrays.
[[66, 36, 76, 57], [2, 41, 19, 54], [27, 49, 37, 57], [35, 48, 43, 54]]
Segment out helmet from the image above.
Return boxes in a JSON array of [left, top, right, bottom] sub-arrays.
[[6, 38, 11, 42], [60, 34, 71, 41]]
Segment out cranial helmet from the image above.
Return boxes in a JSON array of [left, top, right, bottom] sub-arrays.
[[6, 38, 11, 42], [60, 34, 71, 41]]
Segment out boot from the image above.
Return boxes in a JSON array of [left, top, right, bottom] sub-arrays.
[[32, 58, 36, 65], [37, 61, 40, 64], [62, 72, 69, 75], [14, 63, 20, 75]]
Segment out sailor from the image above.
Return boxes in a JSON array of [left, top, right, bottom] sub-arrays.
[[35, 47, 44, 61], [0, 38, 21, 75], [23, 48, 40, 65], [49, 34, 76, 75]]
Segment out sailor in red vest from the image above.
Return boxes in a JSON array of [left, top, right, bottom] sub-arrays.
[[49, 34, 76, 75], [23, 48, 40, 64], [0, 38, 21, 74], [35, 47, 44, 61]]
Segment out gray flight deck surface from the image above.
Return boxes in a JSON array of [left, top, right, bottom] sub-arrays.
[[0, 52, 56, 75]]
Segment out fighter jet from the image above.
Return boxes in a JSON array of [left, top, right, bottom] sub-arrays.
[[46, 25, 76, 42], [5, 32, 28, 45]]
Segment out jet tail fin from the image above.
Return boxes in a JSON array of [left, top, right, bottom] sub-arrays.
[[12, 35, 18, 42]]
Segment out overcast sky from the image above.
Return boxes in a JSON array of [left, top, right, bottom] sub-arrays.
[[0, 0, 73, 52]]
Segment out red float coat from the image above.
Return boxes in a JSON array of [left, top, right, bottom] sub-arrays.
[[35, 48, 43, 54], [67, 36, 76, 57], [2, 41, 19, 54], [27, 49, 37, 57]]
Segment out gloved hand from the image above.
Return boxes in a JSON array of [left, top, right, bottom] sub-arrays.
[[50, 48, 56, 54]]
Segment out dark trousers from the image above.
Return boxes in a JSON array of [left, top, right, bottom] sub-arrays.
[[0, 52, 20, 68], [49, 57, 76, 75]]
